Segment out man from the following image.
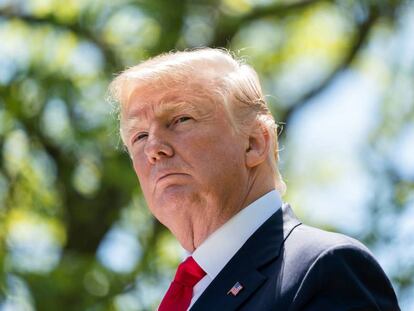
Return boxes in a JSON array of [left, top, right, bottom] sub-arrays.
[[109, 48, 400, 310]]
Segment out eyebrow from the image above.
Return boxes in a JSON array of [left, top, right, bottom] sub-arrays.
[[123, 100, 203, 136], [127, 100, 201, 120]]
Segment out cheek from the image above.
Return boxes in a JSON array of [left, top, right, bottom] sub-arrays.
[[131, 155, 149, 186], [191, 135, 243, 174]]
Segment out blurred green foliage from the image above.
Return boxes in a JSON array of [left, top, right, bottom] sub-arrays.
[[0, 0, 413, 310]]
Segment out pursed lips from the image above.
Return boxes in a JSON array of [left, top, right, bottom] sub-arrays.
[[156, 172, 189, 183]]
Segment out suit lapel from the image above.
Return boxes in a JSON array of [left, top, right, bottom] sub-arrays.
[[190, 204, 301, 311], [190, 259, 266, 311]]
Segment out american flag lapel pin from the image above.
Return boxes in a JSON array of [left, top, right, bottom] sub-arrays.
[[227, 281, 244, 296]]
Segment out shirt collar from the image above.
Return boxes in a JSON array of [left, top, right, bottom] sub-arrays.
[[192, 190, 282, 280]]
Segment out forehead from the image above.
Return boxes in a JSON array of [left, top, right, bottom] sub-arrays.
[[122, 84, 219, 125]]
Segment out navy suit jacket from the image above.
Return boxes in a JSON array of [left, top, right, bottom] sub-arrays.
[[190, 204, 400, 310]]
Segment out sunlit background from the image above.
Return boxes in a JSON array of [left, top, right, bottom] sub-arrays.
[[0, 0, 413, 310]]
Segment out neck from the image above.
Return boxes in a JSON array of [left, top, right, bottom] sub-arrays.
[[173, 169, 275, 253]]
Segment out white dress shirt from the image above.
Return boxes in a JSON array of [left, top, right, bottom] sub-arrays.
[[188, 190, 282, 309]]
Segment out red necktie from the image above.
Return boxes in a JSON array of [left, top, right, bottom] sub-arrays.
[[158, 256, 206, 311]]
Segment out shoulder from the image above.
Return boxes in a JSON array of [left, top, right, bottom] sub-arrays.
[[283, 221, 373, 269], [279, 203, 372, 261], [292, 222, 371, 253], [282, 224, 400, 310], [288, 224, 383, 285]]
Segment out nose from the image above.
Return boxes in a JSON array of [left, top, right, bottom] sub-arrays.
[[144, 132, 174, 164]]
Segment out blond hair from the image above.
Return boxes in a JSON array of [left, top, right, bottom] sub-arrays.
[[108, 48, 286, 194]]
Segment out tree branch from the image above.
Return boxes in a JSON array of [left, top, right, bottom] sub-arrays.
[[243, 0, 327, 22], [212, 0, 327, 48], [0, 10, 121, 71], [280, 6, 380, 128]]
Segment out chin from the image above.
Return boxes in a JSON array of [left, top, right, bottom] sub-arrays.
[[159, 184, 197, 202], [152, 187, 201, 214]]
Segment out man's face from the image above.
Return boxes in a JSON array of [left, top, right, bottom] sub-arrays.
[[122, 85, 249, 231]]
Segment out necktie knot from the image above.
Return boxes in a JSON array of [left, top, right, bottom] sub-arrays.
[[174, 256, 206, 287], [158, 256, 206, 311]]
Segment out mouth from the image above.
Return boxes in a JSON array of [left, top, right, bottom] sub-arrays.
[[157, 173, 189, 183]]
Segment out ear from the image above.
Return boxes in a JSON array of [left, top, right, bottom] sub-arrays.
[[245, 122, 270, 168]]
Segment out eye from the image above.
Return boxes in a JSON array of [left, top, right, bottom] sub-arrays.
[[132, 132, 148, 144], [173, 116, 192, 125]]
